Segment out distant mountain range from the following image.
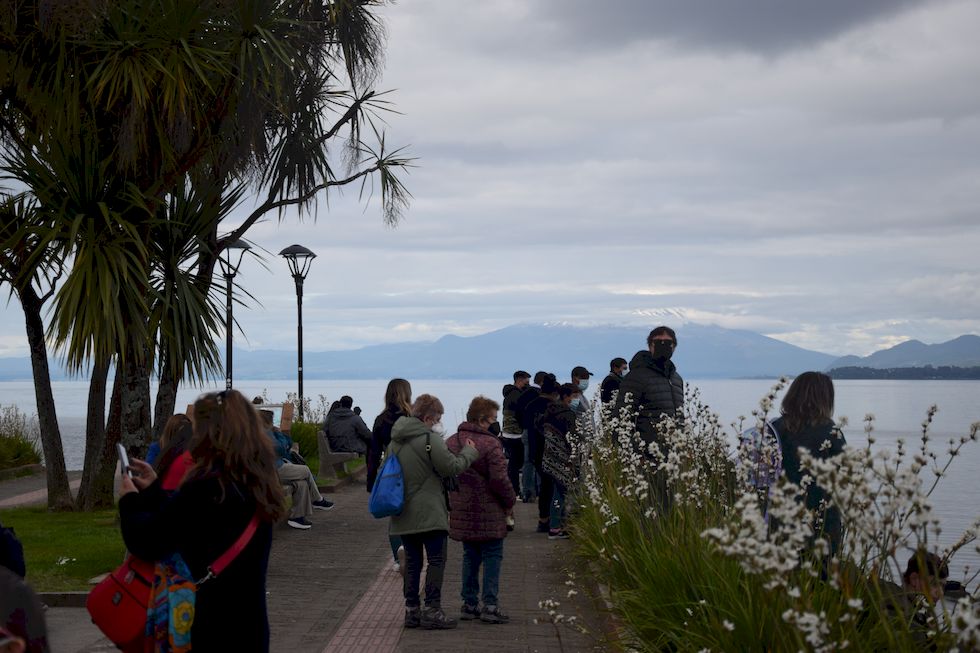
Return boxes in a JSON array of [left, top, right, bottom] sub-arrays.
[[827, 335, 980, 370], [0, 325, 977, 381]]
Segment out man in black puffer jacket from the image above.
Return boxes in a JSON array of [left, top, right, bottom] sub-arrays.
[[614, 326, 684, 453]]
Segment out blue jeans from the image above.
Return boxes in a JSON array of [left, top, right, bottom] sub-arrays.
[[401, 530, 447, 608], [521, 431, 538, 498], [461, 539, 504, 607], [549, 482, 566, 531]]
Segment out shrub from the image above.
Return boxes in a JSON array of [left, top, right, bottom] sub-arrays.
[[0, 405, 43, 470], [290, 422, 319, 477], [563, 383, 980, 651]]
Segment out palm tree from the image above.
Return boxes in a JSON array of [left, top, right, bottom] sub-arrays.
[[2, 0, 412, 509]]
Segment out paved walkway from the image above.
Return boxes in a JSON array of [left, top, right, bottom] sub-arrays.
[[1, 472, 607, 652]]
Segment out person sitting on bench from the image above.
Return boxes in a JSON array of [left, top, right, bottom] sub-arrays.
[[261, 410, 333, 529], [323, 395, 372, 454]]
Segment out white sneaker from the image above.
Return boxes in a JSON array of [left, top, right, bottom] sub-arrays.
[[397, 546, 406, 577]]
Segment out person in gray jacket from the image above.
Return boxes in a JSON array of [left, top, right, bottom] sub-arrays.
[[323, 395, 372, 454], [614, 326, 685, 454], [388, 394, 479, 630]]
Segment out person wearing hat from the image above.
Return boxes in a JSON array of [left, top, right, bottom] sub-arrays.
[[600, 358, 628, 404]]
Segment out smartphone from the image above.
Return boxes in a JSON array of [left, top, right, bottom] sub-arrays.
[[117, 443, 132, 478]]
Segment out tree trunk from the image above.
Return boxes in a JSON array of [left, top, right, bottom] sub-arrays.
[[20, 287, 73, 510], [83, 366, 124, 510], [120, 348, 152, 457], [75, 357, 110, 511], [152, 356, 179, 440]]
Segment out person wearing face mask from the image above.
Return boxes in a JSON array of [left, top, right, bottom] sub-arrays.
[[569, 366, 594, 416], [447, 397, 516, 624], [388, 394, 479, 630], [614, 326, 685, 455], [600, 357, 629, 404]]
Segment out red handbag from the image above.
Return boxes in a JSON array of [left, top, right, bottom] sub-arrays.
[[86, 555, 154, 652], [87, 515, 259, 651]]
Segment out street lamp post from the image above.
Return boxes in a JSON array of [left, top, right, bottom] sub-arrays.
[[279, 244, 317, 421], [218, 239, 251, 390]]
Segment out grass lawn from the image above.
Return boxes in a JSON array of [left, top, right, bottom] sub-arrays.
[[0, 506, 126, 592]]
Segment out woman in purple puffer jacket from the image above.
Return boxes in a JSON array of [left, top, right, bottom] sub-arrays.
[[447, 396, 517, 625]]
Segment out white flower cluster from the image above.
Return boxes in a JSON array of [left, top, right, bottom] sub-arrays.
[[782, 608, 833, 652], [952, 596, 980, 649], [703, 482, 816, 590]]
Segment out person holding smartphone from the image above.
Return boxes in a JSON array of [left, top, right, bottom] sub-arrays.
[[117, 389, 285, 652]]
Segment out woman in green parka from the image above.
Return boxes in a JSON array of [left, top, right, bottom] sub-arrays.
[[388, 394, 479, 630]]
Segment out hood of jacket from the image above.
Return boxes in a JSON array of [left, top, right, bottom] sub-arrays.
[[502, 383, 516, 398], [390, 415, 430, 444], [327, 406, 355, 423]]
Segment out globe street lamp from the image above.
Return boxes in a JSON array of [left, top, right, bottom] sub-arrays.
[[218, 239, 251, 390], [279, 244, 316, 420]]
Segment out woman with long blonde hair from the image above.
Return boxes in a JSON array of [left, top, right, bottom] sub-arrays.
[[119, 390, 285, 651]]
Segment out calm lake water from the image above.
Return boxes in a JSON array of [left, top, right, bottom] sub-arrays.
[[3, 378, 979, 578]]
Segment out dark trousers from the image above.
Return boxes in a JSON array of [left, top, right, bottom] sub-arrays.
[[536, 464, 554, 521], [501, 437, 523, 496], [401, 530, 447, 608], [461, 539, 504, 607]]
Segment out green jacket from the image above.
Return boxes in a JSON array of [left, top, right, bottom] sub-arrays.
[[387, 416, 478, 536]]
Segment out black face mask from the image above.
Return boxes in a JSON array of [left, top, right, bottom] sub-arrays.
[[651, 340, 674, 361], [488, 421, 501, 436]]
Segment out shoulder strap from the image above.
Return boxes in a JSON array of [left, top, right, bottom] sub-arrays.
[[199, 514, 260, 585], [765, 420, 783, 449]]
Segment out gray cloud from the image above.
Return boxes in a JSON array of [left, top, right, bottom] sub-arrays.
[[530, 0, 931, 54], [1, 0, 978, 362]]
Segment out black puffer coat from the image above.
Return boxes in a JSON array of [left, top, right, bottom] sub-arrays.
[[614, 350, 684, 445]]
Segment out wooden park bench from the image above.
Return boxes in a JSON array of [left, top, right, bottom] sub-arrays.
[[317, 430, 358, 480]]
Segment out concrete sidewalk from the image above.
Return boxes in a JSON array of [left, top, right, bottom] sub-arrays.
[[2, 472, 607, 652]]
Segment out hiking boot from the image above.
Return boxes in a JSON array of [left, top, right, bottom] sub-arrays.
[[404, 607, 421, 628], [421, 606, 458, 630], [312, 498, 334, 511], [536, 521, 550, 533], [548, 529, 569, 540], [480, 605, 509, 624], [459, 603, 481, 621], [287, 516, 312, 530]]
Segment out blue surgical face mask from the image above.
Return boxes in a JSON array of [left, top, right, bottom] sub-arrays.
[[577, 379, 589, 392], [570, 397, 582, 410]]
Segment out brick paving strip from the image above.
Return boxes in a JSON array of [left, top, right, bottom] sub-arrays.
[[320, 560, 405, 653]]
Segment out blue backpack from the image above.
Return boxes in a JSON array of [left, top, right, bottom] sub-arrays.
[[369, 452, 405, 518]]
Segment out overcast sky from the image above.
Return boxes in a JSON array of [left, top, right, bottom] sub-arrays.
[[3, 0, 979, 359]]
